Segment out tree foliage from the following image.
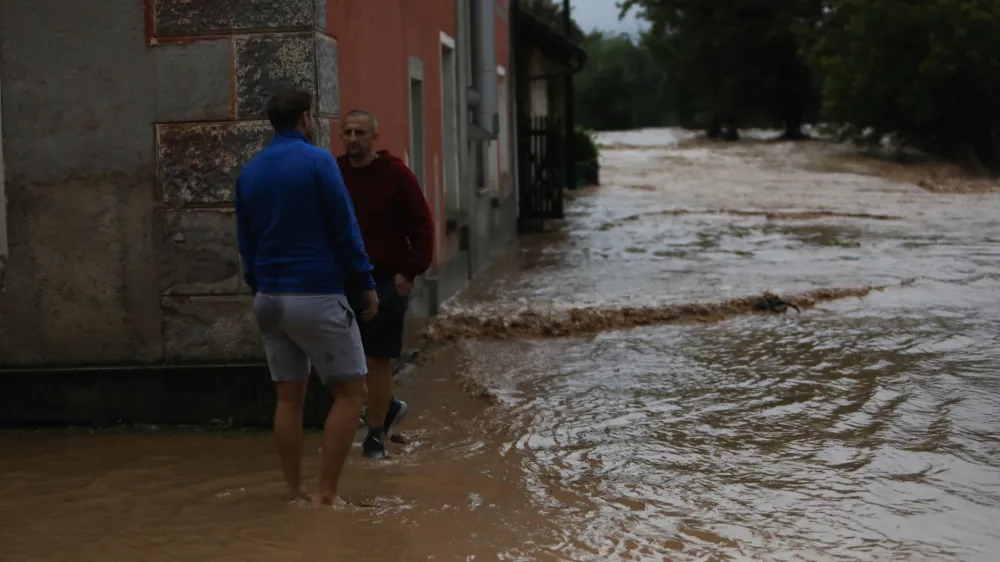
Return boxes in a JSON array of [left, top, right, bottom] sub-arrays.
[[575, 31, 673, 131], [814, 0, 1000, 171], [619, 0, 824, 139], [607, 0, 1000, 169], [522, 0, 1000, 170]]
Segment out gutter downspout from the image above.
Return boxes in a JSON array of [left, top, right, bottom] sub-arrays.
[[509, 1, 520, 217], [456, 0, 475, 284], [464, 0, 497, 282], [474, 0, 497, 137]]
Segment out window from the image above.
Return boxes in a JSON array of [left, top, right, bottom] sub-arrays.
[[408, 57, 426, 193], [440, 35, 460, 210]]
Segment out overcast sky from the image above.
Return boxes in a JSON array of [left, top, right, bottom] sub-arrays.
[[571, 0, 647, 35]]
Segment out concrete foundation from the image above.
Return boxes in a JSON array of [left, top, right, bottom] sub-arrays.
[[0, 351, 420, 428]]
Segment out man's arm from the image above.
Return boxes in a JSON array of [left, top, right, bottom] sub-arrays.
[[316, 153, 377, 291], [395, 164, 435, 282], [234, 179, 257, 294]]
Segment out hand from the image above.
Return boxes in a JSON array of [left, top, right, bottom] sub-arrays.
[[395, 274, 413, 297], [361, 289, 379, 322]]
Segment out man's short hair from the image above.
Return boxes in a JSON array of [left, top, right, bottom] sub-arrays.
[[267, 88, 313, 130], [344, 109, 379, 132]]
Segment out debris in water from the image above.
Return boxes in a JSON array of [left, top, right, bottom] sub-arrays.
[[759, 291, 801, 314], [425, 284, 905, 341]]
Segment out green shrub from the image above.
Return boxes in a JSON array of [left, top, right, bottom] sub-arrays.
[[572, 127, 600, 162]]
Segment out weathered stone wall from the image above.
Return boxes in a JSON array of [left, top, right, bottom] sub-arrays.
[[0, 0, 337, 366]]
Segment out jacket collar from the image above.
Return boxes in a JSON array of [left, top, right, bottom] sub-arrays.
[[271, 129, 311, 145]]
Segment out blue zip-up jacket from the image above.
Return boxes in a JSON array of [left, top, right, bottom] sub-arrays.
[[235, 130, 376, 295]]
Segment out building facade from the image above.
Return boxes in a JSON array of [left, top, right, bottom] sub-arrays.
[[327, 0, 518, 334], [0, 0, 517, 423]]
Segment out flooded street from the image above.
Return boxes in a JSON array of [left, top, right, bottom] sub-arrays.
[[3, 130, 1000, 561]]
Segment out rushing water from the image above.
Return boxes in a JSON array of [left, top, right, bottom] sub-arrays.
[[3, 130, 1000, 561]]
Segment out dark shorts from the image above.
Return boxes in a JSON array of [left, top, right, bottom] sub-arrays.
[[348, 282, 410, 359]]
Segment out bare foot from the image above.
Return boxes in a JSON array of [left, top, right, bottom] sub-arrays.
[[311, 494, 349, 508], [288, 491, 312, 507]]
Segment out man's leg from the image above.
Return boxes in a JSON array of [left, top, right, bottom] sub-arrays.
[[253, 293, 312, 503], [361, 283, 410, 460], [282, 293, 369, 506], [364, 355, 394, 435], [314, 376, 366, 506], [274, 377, 310, 502]]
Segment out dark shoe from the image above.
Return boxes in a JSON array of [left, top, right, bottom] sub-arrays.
[[362, 432, 386, 460], [384, 398, 409, 438]]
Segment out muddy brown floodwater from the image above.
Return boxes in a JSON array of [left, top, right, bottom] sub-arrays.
[[3, 129, 1000, 561]]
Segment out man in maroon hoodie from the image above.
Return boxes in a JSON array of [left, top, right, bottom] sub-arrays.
[[338, 109, 435, 460]]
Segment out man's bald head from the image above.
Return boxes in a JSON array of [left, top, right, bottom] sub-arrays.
[[341, 109, 381, 164], [344, 109, 379, 132]]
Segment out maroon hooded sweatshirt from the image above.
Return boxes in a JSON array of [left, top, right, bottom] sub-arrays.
[[337, 150, 435, 284]]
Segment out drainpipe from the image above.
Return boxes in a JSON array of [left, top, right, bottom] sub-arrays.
[[474, 0, 497, 136], [463, 0, 497, 281]]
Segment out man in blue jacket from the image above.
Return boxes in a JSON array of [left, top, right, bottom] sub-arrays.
[[235, 88, 379, 508]]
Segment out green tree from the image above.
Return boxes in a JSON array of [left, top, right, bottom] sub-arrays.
[[620, 0, 824, 139], [814, 0, 1000, 172], [574, 31, 673, 130]]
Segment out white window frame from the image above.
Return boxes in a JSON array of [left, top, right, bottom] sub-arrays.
[[439, 32, 461, 212]]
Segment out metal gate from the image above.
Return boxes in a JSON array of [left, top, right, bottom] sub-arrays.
[[518, 115, 564, 231]]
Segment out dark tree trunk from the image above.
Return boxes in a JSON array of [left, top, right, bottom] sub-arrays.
[[707, 119, 723, 139], [778, 84, 809, 140], [781, 120, 808, 141], [970, 134, 1000, 176], [775, 33, 813, 142]]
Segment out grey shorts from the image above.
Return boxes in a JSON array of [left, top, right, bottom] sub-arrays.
[[252, 292, 367, 385]]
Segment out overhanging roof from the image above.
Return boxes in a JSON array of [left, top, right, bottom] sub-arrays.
[[514, 7, 587, 69]]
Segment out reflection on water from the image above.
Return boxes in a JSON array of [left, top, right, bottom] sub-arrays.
[[3, 129, 1000, 561]]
